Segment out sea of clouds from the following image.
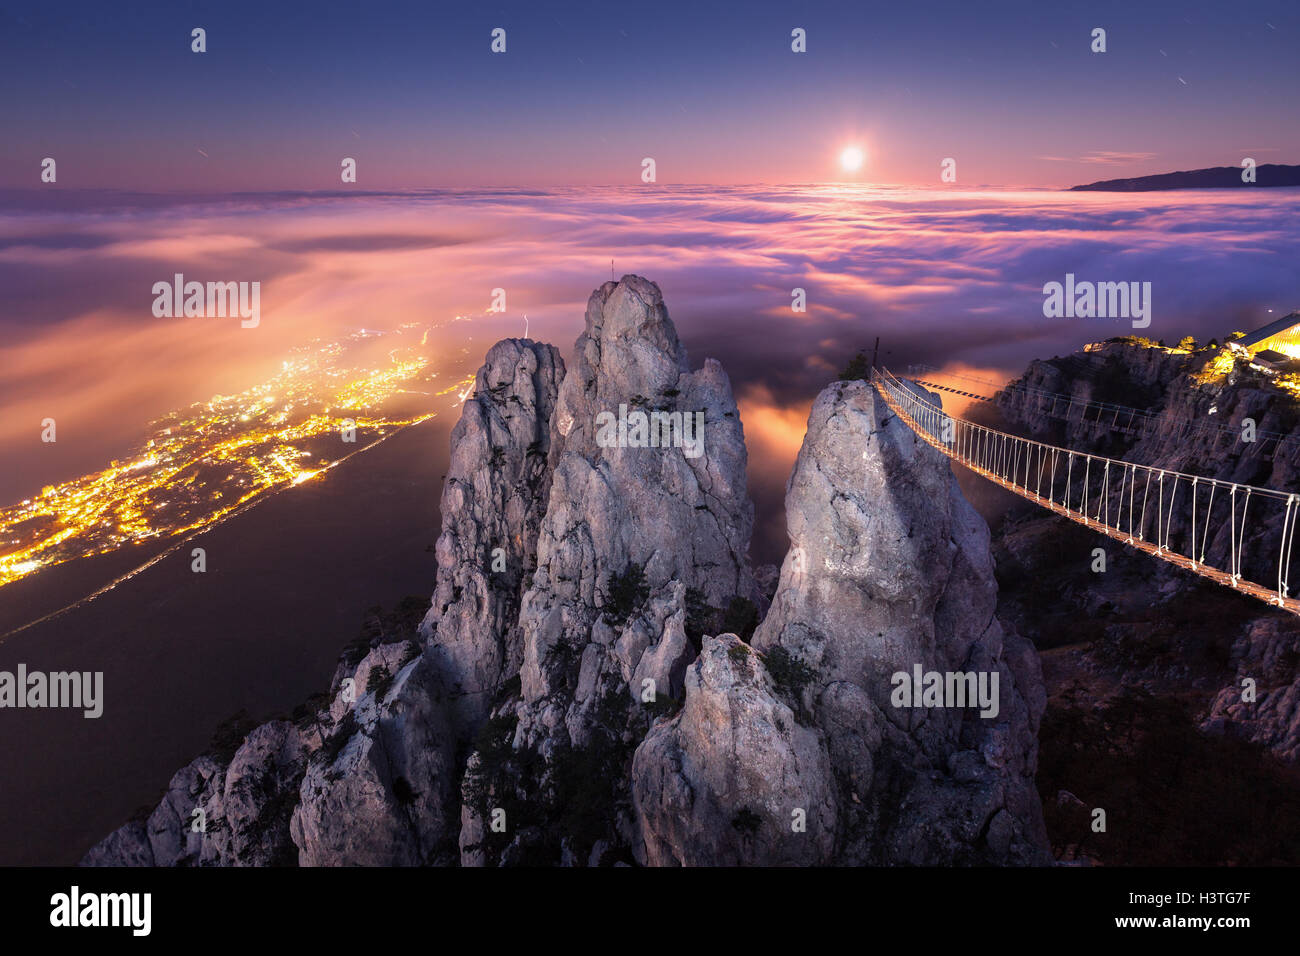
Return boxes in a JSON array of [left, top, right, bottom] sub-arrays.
[[2, 183, 1297, 555]]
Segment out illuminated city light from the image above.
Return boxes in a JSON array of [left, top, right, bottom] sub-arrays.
[[0, 332, 439, 588]]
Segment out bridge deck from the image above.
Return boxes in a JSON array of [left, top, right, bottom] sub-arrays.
[[875, 376, 1300, 617]]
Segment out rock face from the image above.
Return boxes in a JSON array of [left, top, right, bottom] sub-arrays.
[[290, 339, 565, 866], [515, 277, 754, 736], [997, 342, 1300, 580], [461, 276, 758, 865], [291, 641, 458, 866], [83, 276, 1049, 867], [632, 379, 1050, 865], [633, 634, 837, 866], [994, 341, 1300, 765], [1204, 617, 1300, 763], [83, 337, 565, 867], [419, 338, 564, 732], [82, 721, 304, 867]]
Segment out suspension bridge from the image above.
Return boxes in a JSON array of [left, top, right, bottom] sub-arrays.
[[907, 364, 1300, 459], [870, 367, 1300, 617]]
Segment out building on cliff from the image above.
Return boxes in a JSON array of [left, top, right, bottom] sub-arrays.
[[1235, 312, 1300, 358]]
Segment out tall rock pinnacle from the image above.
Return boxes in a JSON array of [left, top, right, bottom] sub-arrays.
[[419, 338, 565, 732], [515, 276, 756, 744], [632, 378, 1051, 865], [459, 276, 758, 864], [83, 278, 1049, 868]]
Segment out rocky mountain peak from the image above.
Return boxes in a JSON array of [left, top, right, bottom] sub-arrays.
[[634, 378, 1050, 865], [82, 276, 1050, 868]]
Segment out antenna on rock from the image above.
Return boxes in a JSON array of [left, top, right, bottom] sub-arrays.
[[611, 259, 615, 281]]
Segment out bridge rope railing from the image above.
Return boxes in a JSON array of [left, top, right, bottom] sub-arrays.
[[871, 367, 1300, 616], [907, 364, 1300, 457]]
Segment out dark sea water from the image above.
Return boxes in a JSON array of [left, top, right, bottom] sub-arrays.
[[0, 417, 446, 865]]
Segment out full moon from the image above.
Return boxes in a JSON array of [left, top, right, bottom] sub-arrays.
[[840, 146, 865, 171]]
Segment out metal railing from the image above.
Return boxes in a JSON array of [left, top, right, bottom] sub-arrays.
[[872, 367, 1300, 615], [908, 363, 1300, 457]]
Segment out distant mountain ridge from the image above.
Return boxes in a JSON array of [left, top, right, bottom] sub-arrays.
[[1071, 164, 1300, 191]]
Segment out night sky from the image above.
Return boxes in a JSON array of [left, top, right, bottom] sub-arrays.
[[2, 1, 1298, 554], [3, 0, 1297, 189]]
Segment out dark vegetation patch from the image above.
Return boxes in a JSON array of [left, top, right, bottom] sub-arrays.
[[643, 691, 683, 722], [762, 646, 817, 704], [367, 663, 394, 703], [341, 596, 431, 670], [684, 587, 759, 650], [684, 587, 712, 650], [292, 692, 332, 731], [839, 352, 871, 382], [239, 774, 305, 866], [727, 642, 751, 664], [722, 596, 760, 640], [731, 807, 762, 836], [392, 776, 418, 806], [313, 710, 359, 769], [603, 562, 650, 627], [206, 709, 260, 763], [497, 674, 522, 701], [1038, 685, 1300, 865], [1082, 353, 1163, 409], [462, 688, 642, 866]]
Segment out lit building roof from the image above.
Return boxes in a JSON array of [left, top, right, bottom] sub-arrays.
[[1238, 312, 1300, 352]]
